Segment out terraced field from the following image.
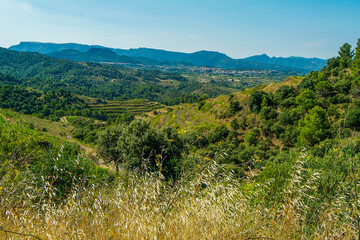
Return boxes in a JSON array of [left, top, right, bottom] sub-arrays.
[[89, 99, 164, 117]]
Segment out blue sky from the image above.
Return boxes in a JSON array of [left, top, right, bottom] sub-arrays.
[[0, 0, 359, 59]]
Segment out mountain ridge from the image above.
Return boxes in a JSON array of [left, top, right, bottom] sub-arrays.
[[9, 41, 327, 72]]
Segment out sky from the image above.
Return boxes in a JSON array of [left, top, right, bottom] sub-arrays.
[[0, 0, 359, 59]]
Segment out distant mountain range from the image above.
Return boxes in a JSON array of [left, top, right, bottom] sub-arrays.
[[9, 42, 327, 73]]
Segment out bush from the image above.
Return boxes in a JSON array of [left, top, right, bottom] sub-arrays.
[[260, 106, 278, 121], [274, 85, 297, 104], [183, 131, 209, 149], [245, 128, 260, 146], [298, 71, 319, 91], [296, 89, 317, 110], [331, 93, 351, 104], [345, 108, 360, 130], [248, 91, 269, 113], [97, 119, 185, 180], [208, 124, 230, 144], [30, 148, 94, 200], [297, 106, 330, 146]]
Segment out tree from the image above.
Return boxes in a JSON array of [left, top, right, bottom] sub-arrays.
[[274, 85, 297, 105], [297, 106, 330, 146], [338, 43, 353, 68], [345, 108, 360, 130], [298, 71, 319, 91], [229, 99, 242, 115], [208, 124, 230, 143], [322, 57, 340, 74], [97, 120, 184, 179], [230, 118, 240, 130], [296, 89, 317, 110], [260, 106, 278, 121], [245, 128, 261, 146], [248, 91, 270, 113], [353, 39, 360, 76], [315, 81, 333, 97], [279, 108, 301, 126]]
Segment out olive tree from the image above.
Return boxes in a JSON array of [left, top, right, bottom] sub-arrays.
[[98, 119, 184, 179]]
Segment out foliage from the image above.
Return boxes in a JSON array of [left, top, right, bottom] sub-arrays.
[[273, 85, 297, 104], [0, 109, 115, 200], [0, 48, 235, 106], [97, 119, 185, 180], [345, 107, 360, 130], [315, 80, 333, 97], [208, 124, 230, 144], [245, 128, 261, 146], [338, 43, 354, 68], [295, 89, 317, 110], [0, 83, 99, 119], [298, 70, 319, 91], [248, 90, 270, 113], [297, 106, 330, 146], [3, 40, 360, 239]]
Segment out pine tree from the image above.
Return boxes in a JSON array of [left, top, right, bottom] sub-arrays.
[[338, 43, 353, 68], [353, 39, 360, 76]]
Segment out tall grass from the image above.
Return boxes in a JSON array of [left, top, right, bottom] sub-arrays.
[[1, 148, 359, 239], [1, 111, 359, 239]]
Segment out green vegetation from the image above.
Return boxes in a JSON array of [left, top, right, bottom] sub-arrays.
[[183, 70, 296, 90], [0, 47, 234, 105], [90, 99, 163, 117], [1, 40, 360, 239], [147, 40, 360, 170], [98, 120, 185, 180], [0, 81, 98, 119], [0, 109, 115, 200], [1, 107, 360, 239]]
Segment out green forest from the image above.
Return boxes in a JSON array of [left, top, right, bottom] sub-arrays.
[[1, 39, 360, 239], [0, 47, 233, 105]]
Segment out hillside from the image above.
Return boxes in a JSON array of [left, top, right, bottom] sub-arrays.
[[244, 54, 326, 72], [48, 48, 141, 64], [0, 80, 165, 121], [0, 47, 235, 105], [140, 40, 360, 173], [1, 40, 360, 239], [149, 77, 303, 133], [10, 41, 327, 72]]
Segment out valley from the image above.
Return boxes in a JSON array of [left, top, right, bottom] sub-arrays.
[[1, 39, 360, 239]]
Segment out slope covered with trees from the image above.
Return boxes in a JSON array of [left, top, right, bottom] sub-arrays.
[[146, 40, 360, 167], [0, 47, 233, 105], [1, 40, 360, 239]]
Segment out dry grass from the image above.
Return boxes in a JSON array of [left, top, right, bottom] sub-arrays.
[[1, 108, 358, 240], [0, 154, 357, 240], [20, 113, 74, 140], [262, 76, 303, 93]]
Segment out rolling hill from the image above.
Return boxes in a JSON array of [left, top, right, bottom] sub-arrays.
[[0, 47, 233, 105], [48, 48, 141, 64]]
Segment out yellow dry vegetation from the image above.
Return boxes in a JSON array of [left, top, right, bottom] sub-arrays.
[[262, 76, 303, 93]]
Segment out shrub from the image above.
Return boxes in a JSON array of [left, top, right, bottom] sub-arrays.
[[97, 119, 185, 180], [208, 124, 230, 144], [248, 91, 269, 113], [345, 108, 360, 130], [245, 128, 260, 146]]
